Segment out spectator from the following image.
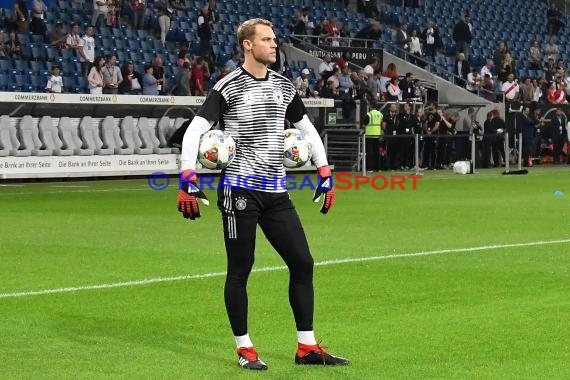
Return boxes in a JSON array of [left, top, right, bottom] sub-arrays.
[[78, 25, 95, 76], [101, 54, 123, 94], [550, 108, 566, 163], [363, 56, 381, 76], [500, 52, 517, 83], [481, 74, 496, 102], [544, 36, 559, 61], [225, 51, 241, 72], [153, 0, 172, 47], [318, 54, 335, 81], [466, 67, 482, 94], [528, 40, 542, 70], [380, 63, 399, 99], [319, 78, 339, 99], [452, 15, 472, 59], [45, 66, 64, 93], [353, 21, 382, 48], [326, 17, 341, 47], [290, 7, 310, 35], [13, 0, 29, 33], [519, 77, 533, 102], [544, 58, 556, 82], [197, 4, 213, 55], [357, 0, 379, 20], [88, 56, 105, 94], [547, 3, 565, 36], [547, 82, 568, 104], [409, 30, 423, 67], [493, 41, 507, 72], [453, 52, 469, 87], [190, 57, 206, 96], [30, 0, 48, 36], [106, 0, 121, 27], [399, 72, 416, 100], [366, 71, 380, 101], [480, 59, 495, 80], [421, 20, 440, 60], [0, 34, 7, 58], [171, 61, 191, 96], [152, 56, 166, 94], [131, 0, 147, 29], [395, 22, 411, 57], [143, 65, 159, 95], [386, 77, 402, 101], [5, 32, 22, 59], [295, 68, 311, 97], [119, 62, 143, 94], [217, 65, 231, 82], [532, 78, 543, 103], [49, 22, 67, 50], [65, 23, 81, 50], [501, 73, 520, 101], [92, 0, 110, 27], [338, 64, 355, 120]]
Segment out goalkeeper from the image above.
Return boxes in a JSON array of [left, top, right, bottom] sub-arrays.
[[177, 18, 349, 370]]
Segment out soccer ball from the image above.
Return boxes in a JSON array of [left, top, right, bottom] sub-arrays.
[[453, 160, 471, 175], [198, 130, 236, 170], [283, 129, 313, 168]]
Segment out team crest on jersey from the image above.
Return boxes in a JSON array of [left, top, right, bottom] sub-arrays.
[[235, 196, 247, 211], [243, 91, 256, 105], [273, 89, 284, 105]]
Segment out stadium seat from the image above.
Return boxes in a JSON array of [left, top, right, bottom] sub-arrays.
[[100, 116, 133, 155], [58, 117, 94, 156], [79, 116, 113, 155], [157, 116, 179, 153], [120, 116, 152, 154], [38, 116, 74, 156], [137, 117, 172, 154], [0, 115, 30, 156], [18, 115, 53, 156]]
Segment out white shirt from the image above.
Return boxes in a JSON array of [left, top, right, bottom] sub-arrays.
[[466, 72, 480, 92], [480, 65, 493, 78], [79, 35, 95, 63], [501, 81, 519, 100], [409, 36, 421, 54], [46, 75, 63, 93], [318, 61, 334, 76]]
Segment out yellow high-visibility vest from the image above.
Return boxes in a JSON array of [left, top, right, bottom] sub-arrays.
[[365, 109, 383, 137]]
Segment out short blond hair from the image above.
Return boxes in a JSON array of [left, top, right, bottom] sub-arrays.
[[236, 18, 273, 50]]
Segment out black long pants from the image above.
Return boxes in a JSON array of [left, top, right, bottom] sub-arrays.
[[217, 186, 314, 336], [366, 137, 380, 171]]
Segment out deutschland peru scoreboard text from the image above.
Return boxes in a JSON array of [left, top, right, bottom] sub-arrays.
[[148, 172, 422, 191]]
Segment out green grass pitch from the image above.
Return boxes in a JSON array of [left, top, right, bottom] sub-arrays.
[[1, 167, 569, 379]]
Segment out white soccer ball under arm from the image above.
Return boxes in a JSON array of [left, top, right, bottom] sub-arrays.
[[180, 116, 214, 171]]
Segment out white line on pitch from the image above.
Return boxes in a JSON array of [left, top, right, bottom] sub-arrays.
[[0, 238, 568, 300], [0, 188, 149, 196]]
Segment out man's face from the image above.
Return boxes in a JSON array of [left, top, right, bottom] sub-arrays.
[[507, 74, 514, 82], [246, 24, 277, 65], [86, 27, 93, 36], [109, 56, 116, 65]]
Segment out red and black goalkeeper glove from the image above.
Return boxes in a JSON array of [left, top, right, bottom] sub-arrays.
[[177, 170, 209, 220], [313, 166, 335, 214]]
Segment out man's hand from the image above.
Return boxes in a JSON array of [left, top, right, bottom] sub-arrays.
[[313, 166, 335, 214], [177, 170, 209, 220]]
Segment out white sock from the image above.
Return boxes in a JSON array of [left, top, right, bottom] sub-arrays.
[[297, 331, 317, 345], [235, 334, 253, 348]]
